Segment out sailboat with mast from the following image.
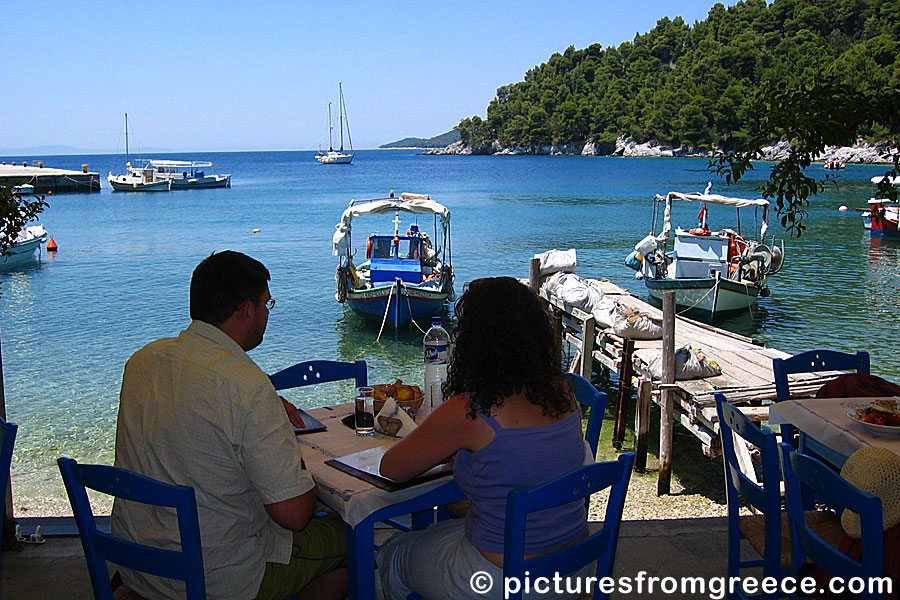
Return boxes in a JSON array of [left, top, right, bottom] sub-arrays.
[[316, 83, 354, 165], [107, 113, 171, 191]]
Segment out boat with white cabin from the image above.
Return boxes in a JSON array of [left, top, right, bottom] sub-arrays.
[[626, 186, 784, 317], [316, 83, 353, 165], [333, 192, 454, 328], [107, 114, 171, 192]]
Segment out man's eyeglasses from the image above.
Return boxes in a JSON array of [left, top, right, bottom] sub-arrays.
[[265, 298, 276, 310]]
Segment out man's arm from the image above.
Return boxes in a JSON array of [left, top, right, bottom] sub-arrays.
[[264, 485, 318, 531]]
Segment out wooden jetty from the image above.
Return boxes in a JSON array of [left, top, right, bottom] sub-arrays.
[[527, 259, 839, 491], [0, 162, 100, 193]]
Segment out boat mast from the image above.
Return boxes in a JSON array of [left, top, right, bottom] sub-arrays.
[[338, 83, 345, 152], [124, 113, 130, 165], [339, 82, 352, 153], [328, 102, 334, 152]]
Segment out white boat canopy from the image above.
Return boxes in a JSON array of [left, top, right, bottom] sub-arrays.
[[333, 193, 451, 256], [870, 175, 900, 186], [147, 160, 214, 169], [655, 191, 770, 242]]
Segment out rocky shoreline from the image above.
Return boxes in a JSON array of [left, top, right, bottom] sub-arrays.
[[424, 135, 898, 164]]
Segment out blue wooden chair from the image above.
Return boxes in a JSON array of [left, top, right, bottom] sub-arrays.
[[773, 350, 869, 460], [269, 359, 368, 390], [779, 444, 884, 600], [402, 454, 634, 600], [567, 372, 607, 459], [57, 457, 205, 600], [715, 393, 787, 598], [503, 453, 634, 600], [1, 417, 18, 562]]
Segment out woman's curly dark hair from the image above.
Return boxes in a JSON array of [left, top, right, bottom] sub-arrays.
[[443, 277, 568, 419]]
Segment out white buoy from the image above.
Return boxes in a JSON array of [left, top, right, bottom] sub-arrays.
[[252, 228, 260, 233], [839, 205, 848, 211]]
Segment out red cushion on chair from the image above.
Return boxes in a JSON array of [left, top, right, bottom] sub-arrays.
[[815, 373, 900, 399]]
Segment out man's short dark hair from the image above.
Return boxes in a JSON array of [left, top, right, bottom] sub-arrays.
[[190, 251, 271, 325]]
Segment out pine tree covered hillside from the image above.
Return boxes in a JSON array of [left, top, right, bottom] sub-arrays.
[[454, 0, 900, 153]]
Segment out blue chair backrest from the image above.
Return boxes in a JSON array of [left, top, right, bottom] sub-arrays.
[[1, 417, 18, 557], [567, 373, 607, 459], [57, 457, 205, 600], [773, 350, 870, 402], [269, 359, 367, 390], [778, 444, 884, 599], [715, 393, 784, 580], [503, 453, 635, 600]]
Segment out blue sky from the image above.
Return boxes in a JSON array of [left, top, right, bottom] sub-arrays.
[[3, 1, 734, 153]]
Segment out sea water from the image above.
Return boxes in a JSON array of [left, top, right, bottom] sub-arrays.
[[1, 149, 898, 512]]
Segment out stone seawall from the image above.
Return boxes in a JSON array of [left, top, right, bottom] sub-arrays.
[[424, 136, 898, 164]]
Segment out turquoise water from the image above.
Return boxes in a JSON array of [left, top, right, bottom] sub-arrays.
[[1, 150, 898, 511]]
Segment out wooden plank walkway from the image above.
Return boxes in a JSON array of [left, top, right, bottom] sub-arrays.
[[537, 276, 836, 458]]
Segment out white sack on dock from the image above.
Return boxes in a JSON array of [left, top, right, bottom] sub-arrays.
[[534, 248, 577, 276], [646, 345, 722, 380], [543, 273, 662, 339]]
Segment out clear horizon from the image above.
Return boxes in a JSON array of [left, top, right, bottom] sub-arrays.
[[3, 1, 736, 154]]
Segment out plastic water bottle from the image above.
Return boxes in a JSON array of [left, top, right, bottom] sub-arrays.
[[421, 316, 450, 418]]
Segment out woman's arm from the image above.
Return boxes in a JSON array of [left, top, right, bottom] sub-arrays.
[[380, 394, 481, 482]]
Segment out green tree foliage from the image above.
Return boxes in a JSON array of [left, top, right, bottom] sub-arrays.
[[456, 0, 900, 232], [460, 0, 899, 151], [1, 185, 47, 257]]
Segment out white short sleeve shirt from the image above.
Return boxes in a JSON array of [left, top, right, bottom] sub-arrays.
[[110, 320, 315, 600]]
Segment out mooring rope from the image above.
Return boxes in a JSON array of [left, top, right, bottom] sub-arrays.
[[374, 282, 397, 344], [406, 293, 428, 335], [675, 280, 718, 315]]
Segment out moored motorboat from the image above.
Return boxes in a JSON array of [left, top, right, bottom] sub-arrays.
[[332, 192, 454, 328], [626, 188, 784, 317], [147, 160, 231, 189], [1, 224, 49, 269]]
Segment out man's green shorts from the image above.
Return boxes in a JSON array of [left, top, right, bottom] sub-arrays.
[[254, 516, 346, 600]]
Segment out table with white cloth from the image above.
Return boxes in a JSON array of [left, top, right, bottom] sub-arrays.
[[297, 403, 458, 600], [768, 397, 900, 467]]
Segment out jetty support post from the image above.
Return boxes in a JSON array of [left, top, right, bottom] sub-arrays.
[[529, 257, 541, 292], [634, 376, 652, 471], [658, 291, 676, 495], [579, 315, 595, 381], [612, 338, 635, 450]]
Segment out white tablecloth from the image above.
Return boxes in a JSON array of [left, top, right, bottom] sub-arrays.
[[297, 403, 451, 528], [768, 397, 900, 461]]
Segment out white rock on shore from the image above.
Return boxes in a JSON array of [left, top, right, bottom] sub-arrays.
[[424, 135, 898, 164]]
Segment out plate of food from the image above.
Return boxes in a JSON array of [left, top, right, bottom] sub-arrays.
[[373, 380, 425, 414], [847, 398, 900, 435]]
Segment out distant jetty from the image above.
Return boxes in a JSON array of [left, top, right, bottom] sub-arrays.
[[0, 162, 100, 193], [425, 136, 899, 165]]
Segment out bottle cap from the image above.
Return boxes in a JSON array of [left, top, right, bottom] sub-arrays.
[[432, 316, 441, 327]]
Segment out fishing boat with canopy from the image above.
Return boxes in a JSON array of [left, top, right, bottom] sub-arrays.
[[332, 192, 454, 328], [626, 185, 785, 317]]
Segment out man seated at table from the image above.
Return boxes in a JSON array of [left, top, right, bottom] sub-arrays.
[[111, 251, 347, 600]]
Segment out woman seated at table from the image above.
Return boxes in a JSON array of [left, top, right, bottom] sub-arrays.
[[378, 277, 591, 600]]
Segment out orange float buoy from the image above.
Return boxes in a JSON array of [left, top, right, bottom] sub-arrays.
[[46, 238, 58, 252]]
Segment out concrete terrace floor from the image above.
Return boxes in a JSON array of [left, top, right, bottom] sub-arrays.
[[1, 516, 742, 600]]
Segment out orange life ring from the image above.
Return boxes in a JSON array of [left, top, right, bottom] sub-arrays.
[[689, 227, 711, 236], [366, 238, 372, 259]]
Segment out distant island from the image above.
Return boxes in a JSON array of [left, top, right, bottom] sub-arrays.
[[379, 130, 460, 149]]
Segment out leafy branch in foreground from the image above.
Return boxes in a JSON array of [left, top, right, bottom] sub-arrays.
[[0, 185, 48, 256], [710, 81, 900, 236]]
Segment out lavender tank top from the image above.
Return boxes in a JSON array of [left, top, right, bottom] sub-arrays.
[[453, 405, 588, 555]]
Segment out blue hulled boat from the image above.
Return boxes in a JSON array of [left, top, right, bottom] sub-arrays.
[[333, 192, 454, 328]]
